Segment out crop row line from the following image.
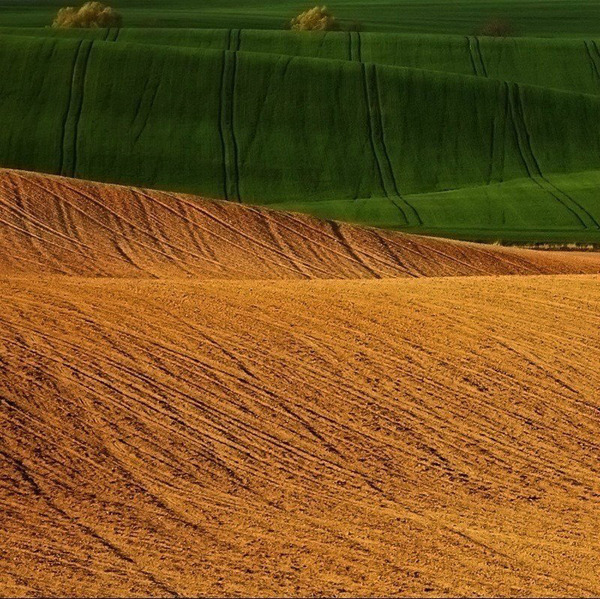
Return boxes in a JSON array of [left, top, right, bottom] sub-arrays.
[[361, 62, 421, 226], [487, 82, 509, 184], [584, 41, 600, 91], [60, 39, 93, 179], [218, 47, 241, 202], [508, 82, 599, 229], [466, 36, 488, 78], [348, 32, 362, 62]]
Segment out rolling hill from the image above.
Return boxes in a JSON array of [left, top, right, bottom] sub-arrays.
[[4, 28, 600, 95], [1, 0, 599, 594], [3, 168, 599, 278], [0, 32, 599, 242], [1, 170, 600, 597]]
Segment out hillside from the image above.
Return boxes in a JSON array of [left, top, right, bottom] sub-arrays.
[[2, 169, 599, 278], [1, 171, 599, 596], [1, 0, 599, 593], [0, 34, 599, 242], [4, 28, 600, 95], [2, 274, 600, 597]]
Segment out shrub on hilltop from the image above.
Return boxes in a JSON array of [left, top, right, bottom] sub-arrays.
[[289, 6, 338, 31], [52, 1, 122, 28]]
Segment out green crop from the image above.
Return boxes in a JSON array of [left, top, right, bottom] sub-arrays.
[[0, 31, 599, 242], [0, 0, 599, 37], [4, 28, 600, 94]]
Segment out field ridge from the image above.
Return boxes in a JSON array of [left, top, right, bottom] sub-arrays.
[[1, 169, 599, 279]]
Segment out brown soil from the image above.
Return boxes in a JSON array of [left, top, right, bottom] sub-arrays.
[[1, 170, 599, 597], [1, 168, 599, 279]]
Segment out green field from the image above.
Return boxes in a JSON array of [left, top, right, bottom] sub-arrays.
[[1, 0, 599, 37], [0, 27, 599, 242]]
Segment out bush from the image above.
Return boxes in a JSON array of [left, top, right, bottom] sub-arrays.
[[476, 18, 514, 37], [289, 6, 338, 31], [52, 2, 122, 28]]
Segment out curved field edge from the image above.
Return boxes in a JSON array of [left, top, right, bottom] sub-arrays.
[[2, 28, 600, 95], [0, 36, 600, 242], [270, 169, 600, 243], [3, 168, 599, 279], [1, 274, 600, 596]]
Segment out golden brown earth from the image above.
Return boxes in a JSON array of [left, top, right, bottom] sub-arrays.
[[1, 169, 599, 597]]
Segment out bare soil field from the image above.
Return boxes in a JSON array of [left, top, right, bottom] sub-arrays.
[[1, 169, 599, 280], [1, 170, 599, 597]]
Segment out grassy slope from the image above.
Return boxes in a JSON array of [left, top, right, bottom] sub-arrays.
[[4, 28, 600, 94], [0, 0, 599, 36], [0, 32, 599, 241], [272, 171, 600, 243]]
